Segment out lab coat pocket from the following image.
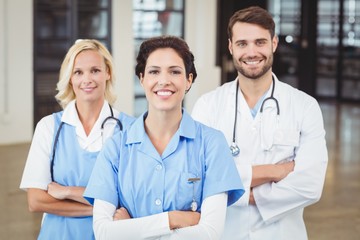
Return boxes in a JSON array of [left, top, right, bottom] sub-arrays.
[[271, 129, 300, 162], [273, 129, 300, 147]]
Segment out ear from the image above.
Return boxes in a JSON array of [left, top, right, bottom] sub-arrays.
[[186, 73, 193, 92], [228, 39, 233, 55], [69, 76, 73, 86], [105, 67, 111, 81], [272, 35, 279, 53], [139, 73, 144, 87]]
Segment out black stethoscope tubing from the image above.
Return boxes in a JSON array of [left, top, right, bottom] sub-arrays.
[[230, 80, 241, 156], [260, 76, 280, 115], [230, 76, 279, 156], [50, 104, 122, 181]]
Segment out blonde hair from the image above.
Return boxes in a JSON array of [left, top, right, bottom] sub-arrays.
[[55, 39, 116, 109]]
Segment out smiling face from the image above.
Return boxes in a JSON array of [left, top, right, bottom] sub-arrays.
[[140, 48, 192, 114], [228, 22, 278, 80], [70, 50, 110, 105]]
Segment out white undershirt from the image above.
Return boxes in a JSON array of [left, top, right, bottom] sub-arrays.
[[19, 100, 119, 191], [93, 193, 228, 240]]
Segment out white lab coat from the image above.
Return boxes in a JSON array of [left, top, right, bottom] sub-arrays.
[[191, 74, 328, 240]]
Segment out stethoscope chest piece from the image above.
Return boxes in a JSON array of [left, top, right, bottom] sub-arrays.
[[230, 143, 240, 156], [191, 200, 197, 212], [188, 177, 201, 212]]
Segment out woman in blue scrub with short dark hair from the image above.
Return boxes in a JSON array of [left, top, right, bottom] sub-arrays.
[[84, 35, 245, 239]]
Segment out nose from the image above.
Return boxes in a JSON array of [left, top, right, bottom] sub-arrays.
[[81, 72, 93, 85], [246, 43, 257, 56], [157, 73, 170, 86]]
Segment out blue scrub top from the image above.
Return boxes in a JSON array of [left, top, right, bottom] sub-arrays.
[[38, 111, 134, 240], [84, 110, 244, 218]]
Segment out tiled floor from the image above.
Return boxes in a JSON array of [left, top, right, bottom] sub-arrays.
[[0, 143, 42, 240], [0, 101, 359, 240], [304, 102, 360, 240]]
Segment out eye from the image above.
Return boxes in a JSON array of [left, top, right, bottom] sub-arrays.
[[91, 68, 101, 73], [171, 70, 182, 75], [73, 70, 82, 75], [148, 69, 159, 75], [236, 41, 247, 48], [256, 40, 267, 46]]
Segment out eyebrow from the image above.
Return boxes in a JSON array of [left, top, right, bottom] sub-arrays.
[[255, 38, 269, 42], [234, 38, 269, 44], [146, 65, 184, 70], [73, 65, 103, 69]]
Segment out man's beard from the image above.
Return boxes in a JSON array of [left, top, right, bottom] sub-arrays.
[[233, 54, 273, 80]]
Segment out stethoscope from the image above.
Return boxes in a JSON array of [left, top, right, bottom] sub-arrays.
[[230, 76, 280, 156], [50, 104, 123, 181]]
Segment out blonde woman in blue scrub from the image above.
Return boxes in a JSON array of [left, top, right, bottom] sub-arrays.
[[20, 39, 134, 239], [84, 36, 245, 239]]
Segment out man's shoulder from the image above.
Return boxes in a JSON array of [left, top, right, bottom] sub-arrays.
[[193, 119, 226, 141], [199, 80, 236, 101], [277, 80, 319, 108]]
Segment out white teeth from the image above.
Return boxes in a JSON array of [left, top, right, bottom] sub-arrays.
[[245, 60, 261, 65], [157, 91, 172, 96]]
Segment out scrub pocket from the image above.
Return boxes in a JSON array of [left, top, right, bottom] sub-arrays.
[[177, 172, 202, 211]]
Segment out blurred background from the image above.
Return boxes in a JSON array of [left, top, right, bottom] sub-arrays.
[[0, 0, 359, 239]]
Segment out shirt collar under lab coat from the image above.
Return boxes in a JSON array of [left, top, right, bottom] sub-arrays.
[[233, 73, 282, 119]]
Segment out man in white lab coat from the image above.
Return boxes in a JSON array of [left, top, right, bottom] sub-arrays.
[[192, 6, 328, 240]]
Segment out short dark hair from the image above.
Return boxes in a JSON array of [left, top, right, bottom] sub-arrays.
[[135, 35, 197, 83], [227, 6, 275, 41]]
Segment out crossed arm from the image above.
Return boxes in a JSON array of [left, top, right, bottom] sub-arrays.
[[249, 161, 295, 205], [27, 183, 92, 217], [113, 206, 200, 230], [92, 193, 228, 240]]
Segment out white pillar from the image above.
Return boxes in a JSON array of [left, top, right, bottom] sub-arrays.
[[112, 0, 135, 116], [184, 0, 221, 112], [0, 0, 33, 144]]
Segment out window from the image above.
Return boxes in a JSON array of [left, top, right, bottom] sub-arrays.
[[132, 0, 185, 116], [316, 0, 360, 100], [33, 0, 112, 126], [268, 0, 301, 88]]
